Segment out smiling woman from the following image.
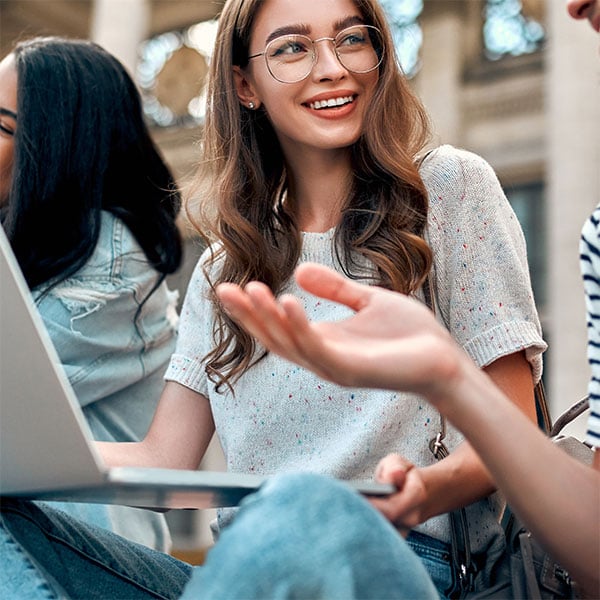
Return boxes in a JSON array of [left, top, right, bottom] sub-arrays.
[[173, 0, 545, 596], [0, 2, 549, 599]]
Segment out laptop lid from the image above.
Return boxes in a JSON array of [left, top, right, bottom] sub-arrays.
[[0, 226, 275, 507], [0, 225, 106, 494]]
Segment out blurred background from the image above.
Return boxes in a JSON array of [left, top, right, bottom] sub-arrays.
[[1, 0, 598, 555]]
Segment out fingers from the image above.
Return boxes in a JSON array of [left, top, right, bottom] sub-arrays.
[[216, 282, 323, 371], [216, 282, 285, 352], [294, 263, 374, 311], [375, 453, 415, 487], [370, 454, 424, 532], [216, 268, 385, 385], [215, 281, 272, 330], [215, 282, 265, 338], [244, 284, 317, 361]]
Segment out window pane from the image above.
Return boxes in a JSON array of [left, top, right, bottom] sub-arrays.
[[484, 0, 545, 60], [380, 0, 423, 78], [137, 20, 218, 127], [506, 182, 546, 307]]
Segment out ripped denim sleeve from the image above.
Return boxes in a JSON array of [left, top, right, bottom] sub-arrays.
[[34, 275, 177, 408], [45, 281, 122, 333]]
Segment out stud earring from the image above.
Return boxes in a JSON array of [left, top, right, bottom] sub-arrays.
[[248, 101, 255, 110]]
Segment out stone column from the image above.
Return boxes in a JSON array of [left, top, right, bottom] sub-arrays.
[[90, 0, 150, 75], [546, 3, 600, 435], [417, 2, 463, 145]]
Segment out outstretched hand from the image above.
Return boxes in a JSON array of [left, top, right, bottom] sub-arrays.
[[216, 263, 466, 400]]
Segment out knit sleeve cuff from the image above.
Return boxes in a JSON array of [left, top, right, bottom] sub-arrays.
[[463, 320, 547, 383], [164, 353, 209, 396]]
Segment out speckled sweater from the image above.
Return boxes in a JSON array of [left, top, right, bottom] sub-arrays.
[[165, 145, 547, 552]]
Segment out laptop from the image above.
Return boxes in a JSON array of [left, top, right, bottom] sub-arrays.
[[0, 226, 393, 509]]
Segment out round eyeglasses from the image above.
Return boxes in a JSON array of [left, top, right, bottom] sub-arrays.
[[248, 25, 384, 84]]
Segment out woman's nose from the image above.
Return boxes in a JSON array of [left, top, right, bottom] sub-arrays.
[[311, 40, 347, 82], [566, 0, 593, 20]]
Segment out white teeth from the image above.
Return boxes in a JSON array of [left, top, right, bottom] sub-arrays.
[[308, 95, 354, 110]]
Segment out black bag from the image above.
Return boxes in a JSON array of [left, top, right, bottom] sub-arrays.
[[436, 396, 593, 600], [422, 274, 593, 599]]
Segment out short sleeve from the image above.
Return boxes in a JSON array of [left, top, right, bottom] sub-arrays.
[[164, 247, 215, 396], [422, 146, 546, 382]]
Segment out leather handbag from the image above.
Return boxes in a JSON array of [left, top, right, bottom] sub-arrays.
[[422, 274, 593, 599], [433, 394, 592, 600]]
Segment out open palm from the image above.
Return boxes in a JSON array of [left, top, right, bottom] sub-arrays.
[[217, 263, 465, 397]]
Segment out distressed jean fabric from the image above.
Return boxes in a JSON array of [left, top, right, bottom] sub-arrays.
[[0, 473, 439, 600], [31, 211, 178, 551], [33, 211, 178, 436]]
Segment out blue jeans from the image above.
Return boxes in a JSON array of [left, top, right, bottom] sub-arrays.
[[0, 473, 439, 599], [407, 530, 453, 599]]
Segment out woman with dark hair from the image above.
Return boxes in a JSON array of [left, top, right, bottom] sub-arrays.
[[0, 36, 182, 551]]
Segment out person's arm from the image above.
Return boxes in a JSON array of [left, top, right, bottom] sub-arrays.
[[99, 381, 215, 471], [369, 352, 535, 528], [216, 263, 599, 596]]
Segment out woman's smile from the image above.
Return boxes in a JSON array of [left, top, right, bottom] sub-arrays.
[[303, 91, 357, 118]]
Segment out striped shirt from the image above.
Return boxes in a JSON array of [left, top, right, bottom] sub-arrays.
[[580, 204, 600, 447]]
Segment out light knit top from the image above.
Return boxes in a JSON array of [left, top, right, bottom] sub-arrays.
[[580, 204, 600, 447], [166, 145, 547, 551]]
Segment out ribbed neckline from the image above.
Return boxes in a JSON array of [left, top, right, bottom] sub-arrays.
[[300, 227, 336, 263]]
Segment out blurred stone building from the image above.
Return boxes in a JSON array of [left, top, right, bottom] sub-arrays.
[[2, 0, 598, 552]]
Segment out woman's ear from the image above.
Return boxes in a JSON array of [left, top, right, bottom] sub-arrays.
[[233, 66, 261, 110]]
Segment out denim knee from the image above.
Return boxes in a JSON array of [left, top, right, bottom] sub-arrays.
[[184, 472, 439, 599], [1, 498, 191, 600]]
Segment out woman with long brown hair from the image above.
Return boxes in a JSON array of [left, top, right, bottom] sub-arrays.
[[1, 0, 545, 597], [164, 0, 545, 594]]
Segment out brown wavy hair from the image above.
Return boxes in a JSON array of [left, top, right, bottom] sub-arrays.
[[187, 0, 433, 390]]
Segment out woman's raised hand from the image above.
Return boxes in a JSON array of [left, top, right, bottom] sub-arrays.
[[216, 262, 466, 399]]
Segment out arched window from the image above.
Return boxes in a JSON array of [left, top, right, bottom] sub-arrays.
[[484, 0, 545, 60], [137, 20, 218, 127], [380, 0, 423, 78]]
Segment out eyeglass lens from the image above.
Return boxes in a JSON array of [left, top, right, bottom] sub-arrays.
[[265, 25, 383, 83]]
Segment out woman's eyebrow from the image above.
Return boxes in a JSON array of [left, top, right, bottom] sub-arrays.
[[264, 15, 366, 45], [333, 15, 366, 32], [265, 24, 311, 45], [0, 108, 17, 120]]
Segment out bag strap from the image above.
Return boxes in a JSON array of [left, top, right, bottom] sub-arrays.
[[533, 378, 552, 434], [518, 532, 543, 600], [550, 395, 589, 437], [422, 273, 554, 598]]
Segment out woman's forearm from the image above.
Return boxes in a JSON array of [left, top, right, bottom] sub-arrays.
[[431, 361, 600, 595], [214, 267, 599, 593], [416, 442, 496, 521], [98, 381, 216, 472]]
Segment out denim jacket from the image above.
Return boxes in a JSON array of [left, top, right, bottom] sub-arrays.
[[33, 211, 178, 551]]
